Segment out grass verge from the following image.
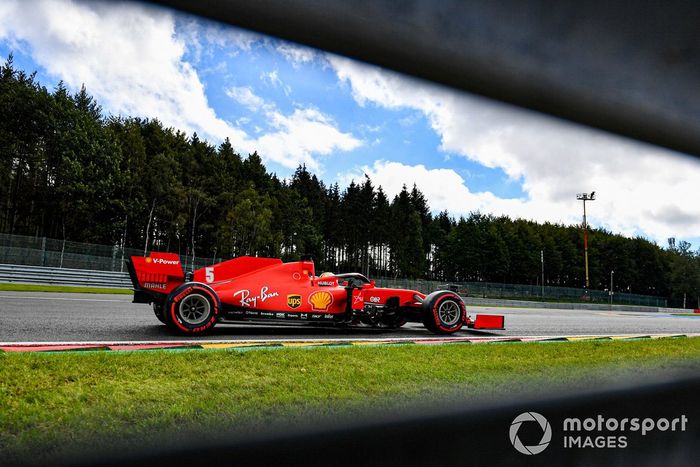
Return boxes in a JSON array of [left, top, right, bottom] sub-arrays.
[[1, 337, 700, 463], [0, 283, 131, 294]]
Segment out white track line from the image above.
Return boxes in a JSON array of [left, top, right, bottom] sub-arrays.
[[0, 295, 126, 302], [2, 334, 698, 347]]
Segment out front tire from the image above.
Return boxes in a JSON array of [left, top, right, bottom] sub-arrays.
[[421, 291, 466, 334], [166, 283, 220, 334]]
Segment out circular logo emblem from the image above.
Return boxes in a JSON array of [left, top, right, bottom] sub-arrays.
[[509, 412, 551, 455]]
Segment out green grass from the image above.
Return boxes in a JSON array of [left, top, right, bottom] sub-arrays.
[[1, 338, 700, 464], [0, 283, 131, 294], [672, 313, 700, 316]]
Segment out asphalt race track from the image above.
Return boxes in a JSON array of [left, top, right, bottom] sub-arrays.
[[1, 291, 700, 343]]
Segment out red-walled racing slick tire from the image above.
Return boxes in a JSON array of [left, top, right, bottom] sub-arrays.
[[152, 302, 168, 325], [165, 283, 220, 334], [421, 291, 466, 334]]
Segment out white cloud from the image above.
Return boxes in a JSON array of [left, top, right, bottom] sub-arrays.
[[254, 108, 362, 171], [343, 161, 478, 212], [0, 0, 360, 170], [201, 23, 259, 52], [178, 18, 261, 63], [260, 69, 291, 96], [329, 55, 700, 243], [226, 84, 361, 170], [343, 160, 556, 223], [228, 82, 362, 169], [359, 124, 382, 133], [260, 70, 280, 86], [225, 86, 266, 111], [276, 43, 316, 67], [0, 0, 239, 142]]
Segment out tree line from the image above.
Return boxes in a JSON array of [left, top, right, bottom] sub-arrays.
[[2, 56, 699, 305]]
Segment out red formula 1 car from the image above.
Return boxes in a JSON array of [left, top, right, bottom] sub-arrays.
[[126, 252, 504, 335]]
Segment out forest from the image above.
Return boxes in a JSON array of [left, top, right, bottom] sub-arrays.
[[2, 56, 699, 305]]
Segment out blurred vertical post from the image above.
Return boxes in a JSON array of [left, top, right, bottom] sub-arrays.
[[540, 249, 544, 297], [610, 270, 614, 305], [576, 192, 596, 288]]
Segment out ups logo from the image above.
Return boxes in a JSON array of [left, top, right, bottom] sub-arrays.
[[287, 294, 302, 309]]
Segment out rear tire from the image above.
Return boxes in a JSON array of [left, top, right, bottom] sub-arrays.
[[421, 291, 466, 334], [165, 283, 220, 334], [153, 302, 167, 324], [153, 301, 180, 330]]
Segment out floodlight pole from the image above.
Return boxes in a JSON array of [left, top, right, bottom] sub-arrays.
[[540, 250, 544, 297], [610, 270, 614, 305], [576, 192, 596, 288]]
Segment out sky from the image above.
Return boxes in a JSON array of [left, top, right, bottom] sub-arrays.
[[1, 0, 699, 248]]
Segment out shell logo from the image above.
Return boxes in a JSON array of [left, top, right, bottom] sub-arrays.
[[145, 257, 152, 263], [309, 291, 333, 311]]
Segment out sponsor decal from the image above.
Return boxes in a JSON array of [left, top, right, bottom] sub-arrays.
[[292, 272, 301, 280], [318, 280, 335, 287], [311, 314, 322, 319], [173, 286, 194, 303], [369, 296, 381, 303], [275, 313, 285, 319], [309, 291, 333, 311], [145, 257, 152, 263], [300, 313, 308, 319], [287, 313, 299, 319], [260, 311, 274, 317], [233, 286, 279, 307], [287, 294, 302, 309], [323, 314, 333, 319], [144, 282, 167, 290], [353, 292, 364, 305], [151, 257, 180, 265]]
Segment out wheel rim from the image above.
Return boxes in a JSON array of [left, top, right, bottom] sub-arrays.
[[438, 299, 461, 326], [178, 294, 211, 325]]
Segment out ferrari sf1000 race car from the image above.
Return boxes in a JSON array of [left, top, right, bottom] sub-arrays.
[[127, 252, 504, 335]]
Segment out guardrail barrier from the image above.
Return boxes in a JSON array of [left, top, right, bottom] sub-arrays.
[[0, 264, 132, 289]]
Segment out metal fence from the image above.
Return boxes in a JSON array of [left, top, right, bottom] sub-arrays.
[[0, 233, 667, 306], [0, 264, 131, 288], [0, 233, 219, 272], [374, 278, 667, 307]]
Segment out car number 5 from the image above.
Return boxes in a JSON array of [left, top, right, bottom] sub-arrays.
[[205, 267, 214, 283]]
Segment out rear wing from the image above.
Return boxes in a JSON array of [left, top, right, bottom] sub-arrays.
[[126, 252, 184, 303]]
